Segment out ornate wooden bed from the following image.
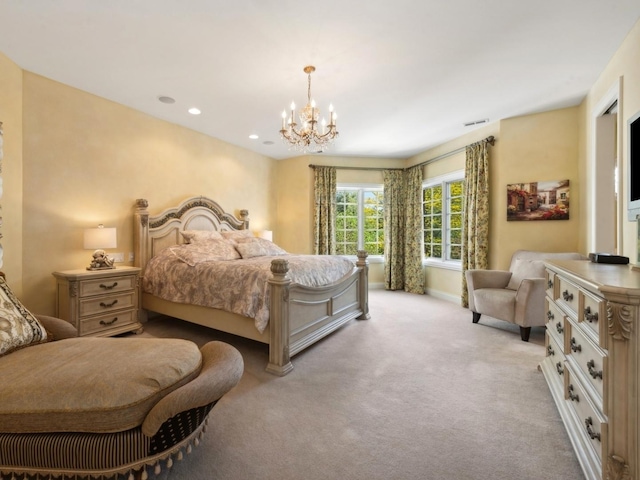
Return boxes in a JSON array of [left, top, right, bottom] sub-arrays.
[[133, 196, 370, 376]]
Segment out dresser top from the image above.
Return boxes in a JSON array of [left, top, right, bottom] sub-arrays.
[[545, 259, 640, 302]]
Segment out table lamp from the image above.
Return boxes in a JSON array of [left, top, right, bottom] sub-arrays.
[[84, 224, 117, 270]]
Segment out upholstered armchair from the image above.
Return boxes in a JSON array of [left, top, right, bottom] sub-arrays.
[[465, 250, 584, 341]]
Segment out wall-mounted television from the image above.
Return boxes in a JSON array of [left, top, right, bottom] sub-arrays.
[[628, 110, 640, 220]]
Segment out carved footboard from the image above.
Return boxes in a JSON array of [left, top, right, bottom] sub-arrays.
[[266, 251, 370, 376]]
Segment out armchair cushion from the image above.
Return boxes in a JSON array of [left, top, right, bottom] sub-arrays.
[[506, 258, 545, 290]]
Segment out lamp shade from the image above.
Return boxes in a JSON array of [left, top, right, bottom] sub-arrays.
[[84, 225, 117, 250], [259, 230, 273, 242]]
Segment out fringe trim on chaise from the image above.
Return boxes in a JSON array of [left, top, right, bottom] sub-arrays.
[[0, 402, 215, 480]]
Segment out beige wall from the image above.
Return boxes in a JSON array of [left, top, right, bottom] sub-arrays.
[[20, 73, 276, 315], [0, 52, 24, 295], [580, 18, 640, 260]]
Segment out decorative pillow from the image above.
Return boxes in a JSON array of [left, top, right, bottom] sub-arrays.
[[220, 230, 255, 244], [0, 274, 49, 356], [235, 237, 288, 259], [506, 259, 545, 290], [169, 241, 240, 266], [180, 230, 223, 244]]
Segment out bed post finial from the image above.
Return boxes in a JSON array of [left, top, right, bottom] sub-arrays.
[[134, 199, 150, 270], [239, 209, 249, 230], [356, 250, 371, 320]]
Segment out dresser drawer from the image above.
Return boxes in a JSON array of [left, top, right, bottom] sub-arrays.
[[545, 269, 557, 299], [568, 325, 607, 405], [79, 275, 136, 297], [79, 309, 137, 336], [546, 298, 567, 350], [556, 276, 579, 315], [545, 332, 566, 384], [565, 367, 607, 464], [79, 291, 135, 317], [580, 291, 606, 348]]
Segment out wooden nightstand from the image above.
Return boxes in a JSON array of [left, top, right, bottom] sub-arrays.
[[52, 266, 143, 337]]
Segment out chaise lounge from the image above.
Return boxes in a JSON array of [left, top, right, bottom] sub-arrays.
[[0, 273, 244, 480]]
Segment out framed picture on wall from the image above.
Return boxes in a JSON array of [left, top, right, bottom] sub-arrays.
[[506, 179, 570, 221]]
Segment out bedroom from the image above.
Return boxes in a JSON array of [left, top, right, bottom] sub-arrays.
[[0, 15, 638, 314]]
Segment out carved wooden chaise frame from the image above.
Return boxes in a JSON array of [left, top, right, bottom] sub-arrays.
[[133, 196, 370, 376]]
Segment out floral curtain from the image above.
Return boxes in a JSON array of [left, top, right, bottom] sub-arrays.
[[313, 166, 336, 255], [403, 165, 424, 293], [383, 166, 424, 293], [461, 141, 489, 307], [383, 170, 404, 289]]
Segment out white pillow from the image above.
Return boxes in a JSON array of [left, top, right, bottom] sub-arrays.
[[180, 230, 223, 244], [169, 241, 241, 266], [220, 230, 255, 244], [235, 237, 287, 258], [506, 259, 545, 290]]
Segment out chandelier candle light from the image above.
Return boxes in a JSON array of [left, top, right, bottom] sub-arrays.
[[280, 66, 338, 152]]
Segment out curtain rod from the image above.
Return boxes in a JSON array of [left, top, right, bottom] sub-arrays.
[[308, 135, 495, 171]]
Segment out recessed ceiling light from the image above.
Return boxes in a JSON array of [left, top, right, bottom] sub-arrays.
[[188, 107, 201, 115], [158, 96, 175, 104], [249, 134, 259, 140]]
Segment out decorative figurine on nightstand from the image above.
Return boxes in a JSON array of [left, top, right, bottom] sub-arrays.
[[88, 249, 115, 270]]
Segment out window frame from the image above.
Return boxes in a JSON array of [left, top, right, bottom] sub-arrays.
[[422, 170, 465, 271], [336, 183, 384, 263]]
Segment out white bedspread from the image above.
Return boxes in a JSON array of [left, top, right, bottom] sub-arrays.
[[142, 245, 356, 333]]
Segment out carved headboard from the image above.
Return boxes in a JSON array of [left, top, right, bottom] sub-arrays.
[[133, 196, 249, 272]]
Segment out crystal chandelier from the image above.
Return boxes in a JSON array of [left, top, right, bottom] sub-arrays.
[[279, 66, 338, 153]]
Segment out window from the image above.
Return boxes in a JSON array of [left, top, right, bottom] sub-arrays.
[[336, 185, 384, 256], [423, 171, 464, 267]]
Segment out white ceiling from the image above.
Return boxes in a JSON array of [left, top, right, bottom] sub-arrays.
[[0, 1, 639, 160]]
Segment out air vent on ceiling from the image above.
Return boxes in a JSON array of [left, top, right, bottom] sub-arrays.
[[463, 119, 489, 127]]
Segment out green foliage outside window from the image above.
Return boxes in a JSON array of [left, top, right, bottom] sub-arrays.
[[336, 188, 384, 256], [423, 179, 464, 261]]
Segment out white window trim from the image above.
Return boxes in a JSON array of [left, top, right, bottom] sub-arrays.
[[422, 169, 464, 271], [336, 183, 384, 261]]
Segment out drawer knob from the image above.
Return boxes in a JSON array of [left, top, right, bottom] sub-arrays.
[[547, 279, 553, 289], [585, 417, 601, 442], [568, 384, 580, 402], [556, 362, 564, 375], [587, 360, 603, 380], [99, 317, 118, 326], [556, 322, 564, 334], [99, 299, 119, 308], [99, 282, 119, 290], [583, 306, 598, 323], [562, 290, 574, 302], [547, 310, 555, 320], [547, 345, 555, 356], [570, 337, 582, 353]]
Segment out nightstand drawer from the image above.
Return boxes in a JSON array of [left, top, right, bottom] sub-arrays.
[[79, 291, 135, 317], [80, 275, 136, 297], [80, 310, 137, 335]]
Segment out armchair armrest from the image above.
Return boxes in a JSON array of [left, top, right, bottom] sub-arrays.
[[35, 314, 78, 340], [514, 278, 546, 327], [141, 341, 244, 437], [465, 269, 512, 290]]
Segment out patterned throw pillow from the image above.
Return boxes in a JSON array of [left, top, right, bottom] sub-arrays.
[[169, 241, 241, 266], [235, 237, 288, 259], [0, 274, 49, 356], [220, 230, 255, 244], [180, 230, 224, 244]]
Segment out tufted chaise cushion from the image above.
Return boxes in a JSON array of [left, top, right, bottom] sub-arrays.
[[0, 337, 202, 434]]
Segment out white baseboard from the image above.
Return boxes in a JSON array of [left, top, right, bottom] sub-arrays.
[[424, 287, 461, 305]]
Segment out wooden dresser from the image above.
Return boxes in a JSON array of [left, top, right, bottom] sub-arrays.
[[53, 266, 143, 337], [541, 260, 639, 480]]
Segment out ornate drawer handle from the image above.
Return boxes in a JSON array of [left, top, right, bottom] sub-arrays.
[[99, 317, 118, 326], [568, 384, 579, 402], [547, 279, 553, 289], [99, 299, 119, 308], [587, 360, 603, 379], [547, 310, 555, 320], [547, 345, 555, 356], [99, 282, 118, 290], [570, 337, 582, 353], [562, 290, 574, 302], [585, 417, 601, 442], [583, 306, 598, 323], [556, 362, 564, 375], [556, 322, 563, 334]]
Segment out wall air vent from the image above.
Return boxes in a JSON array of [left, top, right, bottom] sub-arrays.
[[463, 119, 489, 127]]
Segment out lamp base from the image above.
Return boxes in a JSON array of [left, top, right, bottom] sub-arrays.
[[87, 249, 115, 271]]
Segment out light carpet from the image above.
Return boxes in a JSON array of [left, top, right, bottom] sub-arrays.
[[131, 289, 584, 480]]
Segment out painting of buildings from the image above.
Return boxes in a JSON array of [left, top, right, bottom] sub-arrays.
[[507, 179, 570, 221]]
